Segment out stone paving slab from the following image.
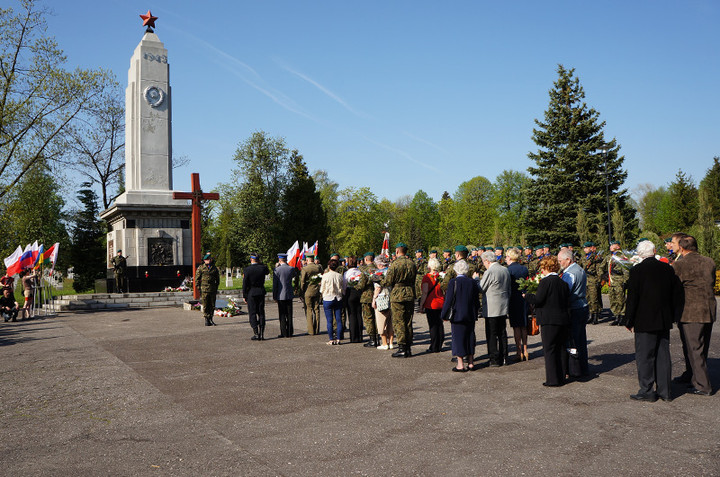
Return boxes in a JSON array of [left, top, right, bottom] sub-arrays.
[[1, 299, 718, 476]]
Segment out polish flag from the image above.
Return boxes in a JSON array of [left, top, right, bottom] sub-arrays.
[[286, 241, 302, 269], [381, 232, 390, 257], [4, 246, 23, 276]]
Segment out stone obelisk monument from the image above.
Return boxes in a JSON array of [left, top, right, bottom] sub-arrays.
[[100, 11, 192, 292]]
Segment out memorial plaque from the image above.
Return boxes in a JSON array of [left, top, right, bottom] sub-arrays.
[[148, 238, 174, 265]]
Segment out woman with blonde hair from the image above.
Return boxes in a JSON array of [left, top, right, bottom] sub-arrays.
[[372, 255, 394, 350], [420, 257, 445, 353], [505, 247, 529, 361]]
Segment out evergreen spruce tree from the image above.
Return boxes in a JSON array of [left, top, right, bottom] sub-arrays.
[[71, 183, 106, 292], [699, 157, 720, 222], [527, 65, 636, 246], [667, 170, 698, 232]]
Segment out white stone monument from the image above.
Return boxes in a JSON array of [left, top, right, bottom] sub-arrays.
[[100, 19, 192, 291]]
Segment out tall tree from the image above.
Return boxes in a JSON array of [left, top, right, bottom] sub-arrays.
[[335, 187, 381, 256], [406, 190, 440, 251], [437, 191, 456, 248], [492, 170, 531, 245], [70, 183, 105, 292], [453, 176, 496, 246], [527, 64, 636, 246], [312, 169, 339, 254], [667, 170, 698, 232], [699, 157, 720, 222], [0, 0, 108, 200]]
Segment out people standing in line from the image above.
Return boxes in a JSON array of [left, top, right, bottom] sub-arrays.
[[672, 235, 717, 396], [580, 241, 604, 325], [111, 250, 127, 293], [272, 253, 296, 338], [505, 248, 529, 362], [343, 257, 364, 343], [320, 259, 345, 345], [478, 250, 511, 367], [420, 257, 445, 353], [624, 240, 683, 402], [372, 255, 394, 350], [524, 256, 571, 387], [300, 254, 323, 335], [606, 241, 629, 326], [441, 260, 480, 372], [381, 243, 417, 358], [243, 253, 270, 341], [558, 249, 590, 378], [327, 253, 347, 339], [195, 252, 220, 327]]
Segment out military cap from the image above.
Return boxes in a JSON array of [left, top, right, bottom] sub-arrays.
[[443, 249, 452, 253], [523, 245, 532, 250], [663, 237, 672, 243], [493, 246, 503, 251], [330, 252, 340, 258], [477, 246, 486, 251], [582, 241, 595, 248], [250, 252, 259, 259], [416, 249, 424, 253], [364, 252, 375, 258], [305, 253, 315, 259], [454, 245, 469, 253], [277, 253, 288, 259], [203, 252, 212, 260], [609, 240, 620, 246], [542, 243, 550, 249], [429, 249, 437, 254], [534, 245, 543, 251], [117, 250, 122, 254], [395, 242, 408, 249]]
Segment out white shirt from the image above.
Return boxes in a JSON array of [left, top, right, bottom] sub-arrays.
[[320, 270, 345, 301]]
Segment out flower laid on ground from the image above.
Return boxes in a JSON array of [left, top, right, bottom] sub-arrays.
[[163, 285, 190, 292], [517, 274, 541, 294], [222, 296, 242, 316]]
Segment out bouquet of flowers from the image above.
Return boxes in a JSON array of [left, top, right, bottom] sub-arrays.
[[345, 268, 362, 284], [163, 286, 189, 292], [610, 251, 639, 271], [214, 296, 242, 317], [309, 273, 323, 285], [517, 274, 541, 294]]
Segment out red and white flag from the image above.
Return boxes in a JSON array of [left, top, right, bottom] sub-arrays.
[[381, 232, 390, 257], [286, 241, 302, 269], [4, 246, 23, 276]]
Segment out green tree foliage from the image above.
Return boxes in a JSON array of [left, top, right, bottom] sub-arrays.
[[692, 187, 719, 265], [70, 183, 105, 292], [453, 176, 496, 246], [312, 169, 339, 254], [492, 170, 531, 245], [0, 159, 69, 271], [699, 157, 720, 222], [667, 170, 698, 232], [437, 191, 456, 247], [406, 190, 440, 251], [576, 206, 591, 244], [527, 65, 636, 246], [335, 187, 381, 256], [635, 184, 668, 233], [0, 0, 109, 200]]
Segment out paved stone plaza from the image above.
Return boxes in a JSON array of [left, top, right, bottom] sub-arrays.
[[1, 299, 718, 476]]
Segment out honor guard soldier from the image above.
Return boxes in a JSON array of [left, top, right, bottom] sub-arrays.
[[442, 245, 477, 292], [111, 250, 127, 293], [300, 254, 323, 335], [381, 243, 417, 358], [494, 246, 505, 264], [606, 241, 629, 326], [663, 237, 677, 264], [357, 252, 379, 347], [580, 241, 604, 324], [414, 249, 427, 310], [195, 252, 220, 326], [441, 249, 454, 272], [523, 246, 533, 265]]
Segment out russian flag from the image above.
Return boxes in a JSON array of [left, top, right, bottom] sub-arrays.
[[4, 246, 23, 276], [19, 243, 34, 270]]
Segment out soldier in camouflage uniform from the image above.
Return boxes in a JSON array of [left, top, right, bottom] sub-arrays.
[[414, 249, 427, 311], [605, 241, 628, 326], [381, 243, 417, 358], [300, 254, 323, 335], [580, 241, 604, 325], [441, 245, 477, 292], [195, 252, 220, 326], [441, 249, 454, 272], [357, 252, 379, 347]]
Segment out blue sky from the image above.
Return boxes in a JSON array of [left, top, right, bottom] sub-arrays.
[[38, 0, 719, 202]]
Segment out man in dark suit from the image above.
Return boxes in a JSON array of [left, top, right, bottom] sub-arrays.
[[672, 235, 717, 396], [273, 253, 297, 338], [243, 253, 270, 341], [625, 240, 684, 402]]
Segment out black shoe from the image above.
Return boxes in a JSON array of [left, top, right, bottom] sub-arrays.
[[259, 326, 265, 340], [610, 318, 619, 326], [592, 314, 599, 325], [392, 347, 411, 358], [205, 318, 213, 326], [451, 367, 467, 373], [630, 393, 658, 402], [688, 387, 711, 396], [659, 395, 673, 402], [543, 382, 563, 387], [364, 339, 377, 348]]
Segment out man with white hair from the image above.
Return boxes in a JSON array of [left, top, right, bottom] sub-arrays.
[[625, 240, 683, 402], [479, 250, 511, 366], [558, 249, 590, 378]]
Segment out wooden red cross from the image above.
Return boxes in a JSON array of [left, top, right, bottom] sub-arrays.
[[173, 173, 219, 299]]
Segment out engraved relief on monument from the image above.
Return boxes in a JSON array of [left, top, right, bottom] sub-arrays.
[[148, 238, 174, 265]]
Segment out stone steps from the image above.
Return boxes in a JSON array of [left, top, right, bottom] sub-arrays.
[[44, 290, 245, 312]]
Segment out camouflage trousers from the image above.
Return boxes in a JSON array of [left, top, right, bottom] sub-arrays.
[[391, 301, 414, 347], [586, 278, 603, 315], [608, 277, 627, 316], [201, 292, 216, 321], [304, 294, 321, 335], [361, 302, 377, 335]]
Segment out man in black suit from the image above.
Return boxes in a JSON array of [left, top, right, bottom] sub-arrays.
[[625, 240, 684, 402], [243, 253, 270, 341]]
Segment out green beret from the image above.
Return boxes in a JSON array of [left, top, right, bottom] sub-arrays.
[[429, 249, 437, 254], [663, 237, 672, 243], [330, 253, 340, 258], [523, 245, 532, 250], [638, 238, 649, 243], [478, 246, 486, 251], [416, 249, 424, 253], [364, 252, 375, 258], [494, 246, 504, 251], [534, 245, 543, 251], [454, 245, 468, 253], [582, 241, 595, 247], [542, 243, 550, 248], [395, 242, 408, 249], [443, 249, 452, 253], [609, 240, 620, 246], [203, 252, 212, 260], [305, 253, 315, 259]]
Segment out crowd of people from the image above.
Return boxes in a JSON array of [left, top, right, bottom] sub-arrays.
[[194, 233, 715, 398], [1, 268, 40, 322]]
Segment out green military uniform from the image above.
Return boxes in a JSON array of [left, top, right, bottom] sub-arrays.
[[381, 247, 417, 357], [111, 252, 127, 293], [580, 244, 604, 324], [195, 254, 220, 326], [357, 256, 378, 346], [441, 258, 477, 292], [300, 258, 323, 335], [414, 253, 427, 307], [605, 247, 629, 325]]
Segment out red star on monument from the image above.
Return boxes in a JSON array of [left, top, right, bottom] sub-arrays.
[[140, 10, 158, 29]]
